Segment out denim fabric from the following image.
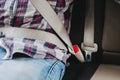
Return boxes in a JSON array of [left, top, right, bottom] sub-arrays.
[[0, 48, 65, 80]]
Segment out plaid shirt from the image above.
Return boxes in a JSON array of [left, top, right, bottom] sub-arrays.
[[0, 0, 73, 63]]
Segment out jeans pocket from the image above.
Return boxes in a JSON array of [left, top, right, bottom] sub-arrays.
[[46, 61, 65, 80]]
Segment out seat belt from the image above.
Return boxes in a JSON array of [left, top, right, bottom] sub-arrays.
[[30, 0, 85, 62], [81, 0, 98, 62]]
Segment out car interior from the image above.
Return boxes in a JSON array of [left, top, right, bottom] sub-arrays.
[[62, 0, 120, 80]]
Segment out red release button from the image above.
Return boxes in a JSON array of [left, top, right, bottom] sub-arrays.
[[73, 45, 79, 53]]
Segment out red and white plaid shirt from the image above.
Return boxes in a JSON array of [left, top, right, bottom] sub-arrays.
[[0, 0, 73, 63]]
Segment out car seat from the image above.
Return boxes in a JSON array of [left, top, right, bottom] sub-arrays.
[[63, 0, 120, 80], [91, 0, 120, 80]]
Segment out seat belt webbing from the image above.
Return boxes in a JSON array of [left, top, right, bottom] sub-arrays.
[[30, 0, 85, 62], [81, 0, 98, 61], [30, 0, 73, 52]]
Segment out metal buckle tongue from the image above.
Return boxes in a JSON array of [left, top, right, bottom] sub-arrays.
[[81, 43, 98, 62], [85, 50, 92, 62]]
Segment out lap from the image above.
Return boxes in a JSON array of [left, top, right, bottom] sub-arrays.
[[0, 48, 65, 80]]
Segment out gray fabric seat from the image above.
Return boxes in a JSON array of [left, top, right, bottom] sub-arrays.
[[91, 0, 120, 79]]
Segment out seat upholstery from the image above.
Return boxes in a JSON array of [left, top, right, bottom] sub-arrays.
[[91, 64, 120, 80], [102, 0, 120, 52], [91, 0, 120, 80], [102, 0, 120, 64]]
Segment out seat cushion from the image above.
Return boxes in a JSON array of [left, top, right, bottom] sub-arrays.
[[91, 64, 120, 80]]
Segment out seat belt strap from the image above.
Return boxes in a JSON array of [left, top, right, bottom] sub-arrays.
[[30, 0, 72, 51], [81, 0, 98, 62], [0, 26, 67, 51], [30, 0, 85, 62]]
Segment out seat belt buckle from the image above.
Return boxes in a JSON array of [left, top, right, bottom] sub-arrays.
[[72, 45, 85, 62], [81, 43, 98, 62]]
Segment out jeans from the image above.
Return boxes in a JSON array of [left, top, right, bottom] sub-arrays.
[[0, 48, 65, 80]]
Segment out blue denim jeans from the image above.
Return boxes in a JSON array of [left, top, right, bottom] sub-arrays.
[[0, 48, 65, 80]]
